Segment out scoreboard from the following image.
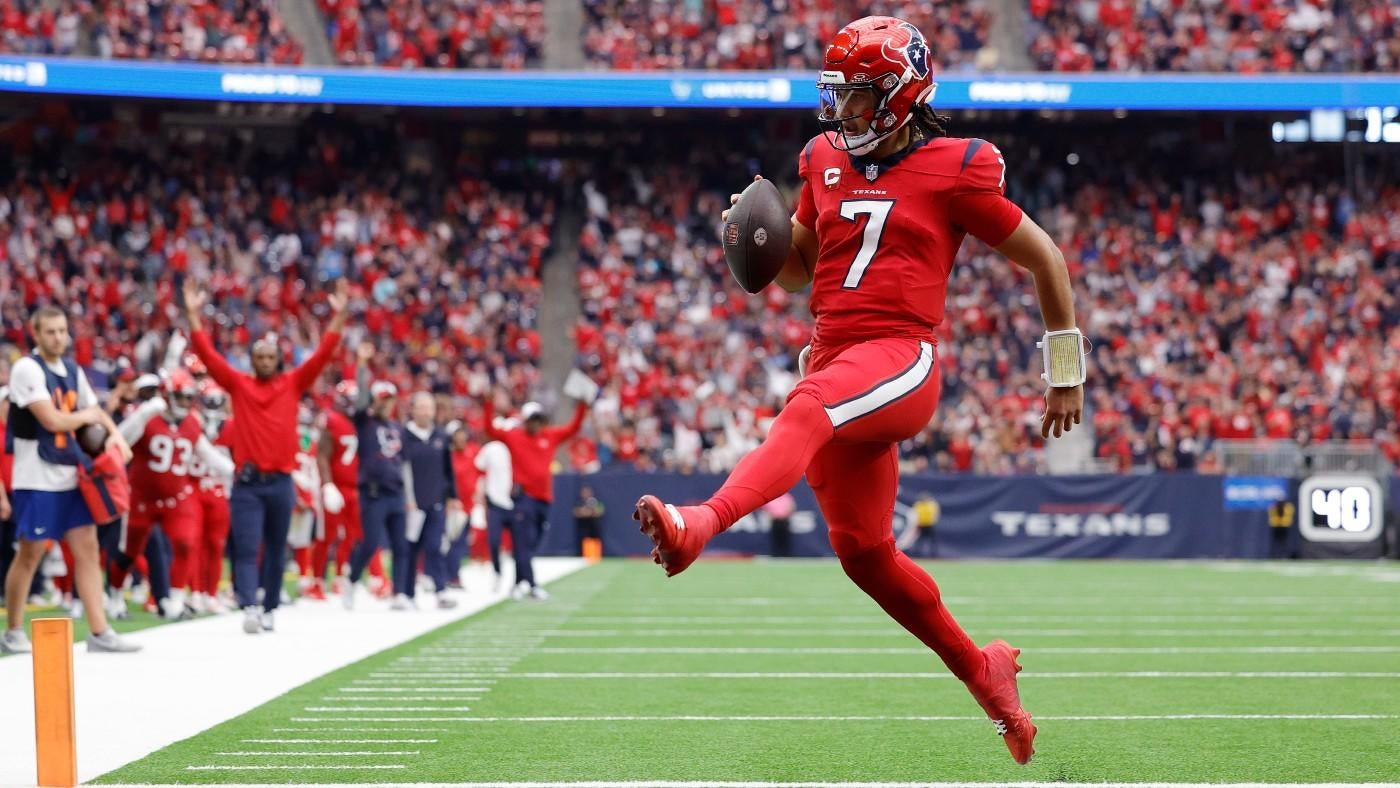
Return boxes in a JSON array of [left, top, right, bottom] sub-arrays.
[[1297, 475, 1386, 556]]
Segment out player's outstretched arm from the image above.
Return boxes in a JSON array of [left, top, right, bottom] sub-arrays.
[[993, 214, 1083, 440]]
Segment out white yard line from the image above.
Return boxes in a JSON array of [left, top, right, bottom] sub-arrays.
[[184, 765, 406, 771], [427, 671, 1400, 679], [96, 780, 1400, 787], [214, 751, 422, 756], [0, 558, 586, 787], [502, 646, 1400, 655], [337, 687, 491, 693], [290, 717, 482, 722], [264, 733, 445, 739], [276, 714, 1399, 723], [302, 706, 475, 712], [242, 738, 440, 743], [560, 614, 1400, 624], [417, 628, 1400, 638]]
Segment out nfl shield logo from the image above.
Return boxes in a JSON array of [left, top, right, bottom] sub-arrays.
[[865, 163, 879, 181]]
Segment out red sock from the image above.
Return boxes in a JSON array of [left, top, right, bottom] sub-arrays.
[[703, 394, 833, 536], [368, 551, 386, 580], [311, 540, 330, 583], [294, 547, 312, 578], [840, 537, 985, 682]]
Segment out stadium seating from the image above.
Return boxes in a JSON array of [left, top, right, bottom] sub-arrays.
[[1027, 0, 1399, 73], [2, 110, 1397, 474], [579, 0, 993, 71], [321, 0, 544, 67]]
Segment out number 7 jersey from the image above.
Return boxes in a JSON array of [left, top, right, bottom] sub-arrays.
[[793, 132, 1024, 349]]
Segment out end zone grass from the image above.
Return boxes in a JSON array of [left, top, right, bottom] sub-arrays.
[[98, 560, 1400, 785]]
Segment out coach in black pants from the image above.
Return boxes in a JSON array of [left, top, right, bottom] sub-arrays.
[[403, 391, 459, 609], [185, 278, 349, 635]]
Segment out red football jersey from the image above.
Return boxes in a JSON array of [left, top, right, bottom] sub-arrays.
[[192, 419, 233, 498], [129, 414, 204, 501], [794, 133, 1024, 349], [323, 409, 359, 488]]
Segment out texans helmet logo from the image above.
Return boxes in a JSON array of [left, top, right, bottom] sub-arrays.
[[883, 22, 930, 80]]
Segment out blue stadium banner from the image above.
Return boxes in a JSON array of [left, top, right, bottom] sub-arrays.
[[541, 472, 1274, 561], [3, 57, 1400, 111], [1223, 476, 1290, 510]]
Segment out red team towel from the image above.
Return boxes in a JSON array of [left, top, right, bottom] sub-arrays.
[[78, 446, 132, 525]]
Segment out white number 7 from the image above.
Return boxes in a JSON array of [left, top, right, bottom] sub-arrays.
[[838, 199, 894, 289]]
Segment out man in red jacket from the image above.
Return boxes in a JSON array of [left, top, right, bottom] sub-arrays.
[[482, 392, 586, 600], [184, 279, 349, 634]]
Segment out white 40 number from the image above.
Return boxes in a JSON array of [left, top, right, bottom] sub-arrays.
[[838, 199, 895, 289]]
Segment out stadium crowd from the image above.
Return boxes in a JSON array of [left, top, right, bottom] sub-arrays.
[[319, 0, 544, 68], [1, 110, 1398, 482], [7, 0, 1398, 73], [580, 0, 994, 71], [0, 0, 303, 63], [1027, 0, 1400, 73]]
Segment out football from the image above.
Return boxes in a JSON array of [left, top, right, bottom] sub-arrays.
[[76, 423, 108, 457], [722, 178, 792, 294]]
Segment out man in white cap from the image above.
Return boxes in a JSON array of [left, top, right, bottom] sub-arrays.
[[343, 342, 413, 609]]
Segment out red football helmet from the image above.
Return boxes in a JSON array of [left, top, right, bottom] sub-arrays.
[[334, 379, 359, 411], [184, 353, 208, 377], [817, 16, 938, 155], [166, 369, 198, 419]]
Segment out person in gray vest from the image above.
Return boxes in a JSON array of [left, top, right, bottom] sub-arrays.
[[2, 306, 138, 654], [402, 391, 459, 609]]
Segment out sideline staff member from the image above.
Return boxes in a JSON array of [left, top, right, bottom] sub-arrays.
[[184, 279, 349, 634]]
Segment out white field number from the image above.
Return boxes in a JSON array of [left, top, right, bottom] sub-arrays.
[[1311, 486, 1372, 533]]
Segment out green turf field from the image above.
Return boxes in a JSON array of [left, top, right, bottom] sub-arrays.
[[98, 559, 1400, 785]]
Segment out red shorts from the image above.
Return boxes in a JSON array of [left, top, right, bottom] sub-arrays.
[[793, 337, 942, 558], [791, 337, 940, 443], [325, 487, 361, 544], [129, 490, 202, 543]]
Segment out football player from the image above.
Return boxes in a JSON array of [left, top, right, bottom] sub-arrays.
[[191, 381, 233, 612], [633, 16, 1086, 765], [113, 369, 231, 619], [320, 380, 389, 596]]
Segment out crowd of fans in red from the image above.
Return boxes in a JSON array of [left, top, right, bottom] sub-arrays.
[[0, 0, 302, 63], [1, 110, 1398, 475], [580, 0, 992, 71], [569, 127, 1400, 475], [1027, 0, 1399, 73], [319, 0, 542, 68], [5, 0, 1400, 74]]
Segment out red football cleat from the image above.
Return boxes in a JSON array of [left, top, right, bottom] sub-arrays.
[[632, 495, 713, 577], [304, 582, 328, 601], [966, 639, 1037, 765]]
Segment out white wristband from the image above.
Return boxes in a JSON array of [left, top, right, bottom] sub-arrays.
[[1038, 328, 1088, 388]]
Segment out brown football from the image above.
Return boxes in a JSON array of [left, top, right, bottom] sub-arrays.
[[722, 178, 792, 294], [76, 423, 108, 457]]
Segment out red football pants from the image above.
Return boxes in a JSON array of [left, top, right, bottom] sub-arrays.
[[704, 337, 985, 681], [199, 491, 231, 595], [109, 496, 199, 591]]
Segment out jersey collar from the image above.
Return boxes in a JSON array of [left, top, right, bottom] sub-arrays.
[[848, 133, 934, 181]]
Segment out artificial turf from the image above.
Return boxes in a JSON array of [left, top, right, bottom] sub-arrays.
[[97, 559, 1400, 785]]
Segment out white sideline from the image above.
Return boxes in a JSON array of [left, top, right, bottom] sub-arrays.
[[0, 558, 586, 787], [93, 781, 1400, 787]]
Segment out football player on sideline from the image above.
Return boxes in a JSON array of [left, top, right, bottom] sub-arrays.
[[634, 16, 1086, 765]]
